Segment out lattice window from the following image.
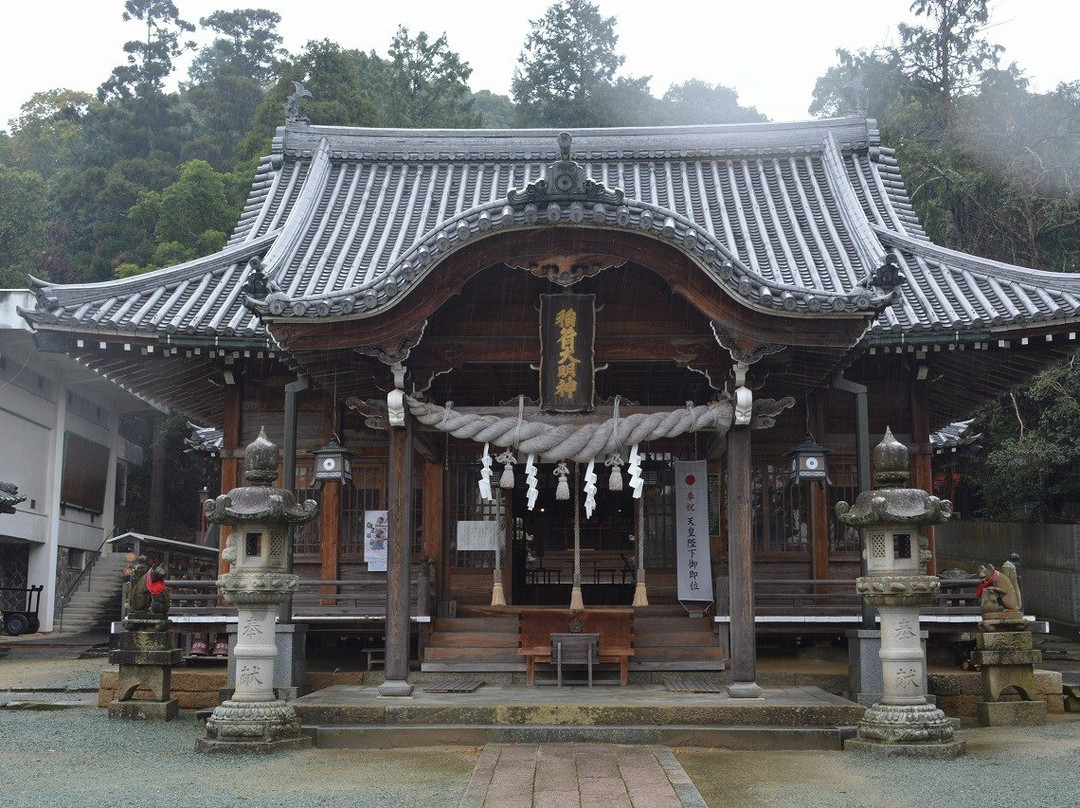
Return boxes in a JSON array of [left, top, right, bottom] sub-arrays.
[[341, 465, 384, 558], [751, 464, 805, 554], [269, 529, 286, 559], [869, 532, 888, 558]]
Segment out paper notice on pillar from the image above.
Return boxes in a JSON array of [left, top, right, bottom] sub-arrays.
[[456, 521, 500, 551], [364, 510, 388, 572], [674, 460, 713, 602]]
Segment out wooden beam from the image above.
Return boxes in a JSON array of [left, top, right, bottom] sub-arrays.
[[809, 393, 830, 583], [219, 384, 242, 574], [422, 461, 442, 566], [319, 480, 342, 603], [268, 228, 872, 353], [911, 377, 936, 575]]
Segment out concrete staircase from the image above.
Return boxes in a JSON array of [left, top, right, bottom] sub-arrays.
[[56, 551, 127, 634]]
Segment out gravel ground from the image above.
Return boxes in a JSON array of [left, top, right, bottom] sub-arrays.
[[5, 643, 1080, 807], [0, 710, 479, 808], [678, 715, 1080, 808]]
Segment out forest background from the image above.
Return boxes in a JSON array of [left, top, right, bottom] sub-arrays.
[[1, 0, 1078, 526]]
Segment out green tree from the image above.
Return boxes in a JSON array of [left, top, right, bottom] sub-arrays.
[[661, 80, 766, 125], [0, 166, 49, 285], [381, 27, 477, 128], [895, 0, 1003, 126], [471, 90, 515, 128], [512, 0, 651, 127], [99, 1, 197, 100], [126, 159, 237, 268], [189, 8, 287, 85]]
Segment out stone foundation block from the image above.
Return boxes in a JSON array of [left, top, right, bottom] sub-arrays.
[[108, 699, 179, 721], [845, 738, 967, 758], [978, 699, 1047, 726]]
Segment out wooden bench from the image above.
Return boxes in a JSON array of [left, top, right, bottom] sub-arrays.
[[518, 609, 633, 686]]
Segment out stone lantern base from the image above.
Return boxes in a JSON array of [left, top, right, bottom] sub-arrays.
[[195, 700, 313, 754], [845, 703, 966, 758]]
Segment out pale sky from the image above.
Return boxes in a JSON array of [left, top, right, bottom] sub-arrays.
[[1, 0, 1077, 132]]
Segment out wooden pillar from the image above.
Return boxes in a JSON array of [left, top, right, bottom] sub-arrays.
[[809, 393, 830, 583], [319, 479, 341, 602], [379, 414, 414, 696], [422, 460, 442, 602], [911, 378, 936, 575], [727, 425, 761, 697], [218, 385, 241, 574], [149, 414, 166, 536]]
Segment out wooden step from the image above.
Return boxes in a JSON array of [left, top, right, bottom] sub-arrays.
[[634, 633, 719, 648], [426, 631, 520, 648], [432, 617, 518, 632], [423, 646, 523, 663], [633, 646, 725, 663], [633, 617, 714, 632]]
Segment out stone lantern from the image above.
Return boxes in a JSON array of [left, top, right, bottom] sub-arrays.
[[836, 427, 965, 757], [196, 427, 317, 754]]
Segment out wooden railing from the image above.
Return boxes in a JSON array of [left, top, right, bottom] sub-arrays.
[[156, 562, 432, 628], [714, 575, 996, 632]]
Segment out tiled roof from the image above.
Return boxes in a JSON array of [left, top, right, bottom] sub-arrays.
[[22, 117, 1080, 342]]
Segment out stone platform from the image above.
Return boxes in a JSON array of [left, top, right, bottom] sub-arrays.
[[290, 682, 866, 750]]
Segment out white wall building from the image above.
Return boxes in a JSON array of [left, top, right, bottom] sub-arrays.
[[0, 290, 161, 632]]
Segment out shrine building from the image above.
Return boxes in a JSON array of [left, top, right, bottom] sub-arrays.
[[22, 99, 1080, 692]]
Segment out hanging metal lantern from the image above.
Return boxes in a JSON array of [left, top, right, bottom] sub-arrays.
[[312, 435, 352, 484], [787, 432, 829, 484]]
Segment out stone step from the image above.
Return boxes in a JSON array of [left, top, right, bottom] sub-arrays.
[[291, 685, 864, 751], [305, 723, 853, 750]]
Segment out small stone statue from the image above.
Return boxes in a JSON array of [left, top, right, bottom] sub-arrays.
[[976, 561, 1022, 626], [123, 555, 171, 631]]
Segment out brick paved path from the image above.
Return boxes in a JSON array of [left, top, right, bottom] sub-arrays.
[[458, 743, 707, 808]]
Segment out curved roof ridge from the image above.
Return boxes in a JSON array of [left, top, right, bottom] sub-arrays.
[[261, 138, 335, 284], [821, 132, 888, 273], [278, 116, 878, 160], [874, 225, 1080, 293], [27, 231, 278, 312]]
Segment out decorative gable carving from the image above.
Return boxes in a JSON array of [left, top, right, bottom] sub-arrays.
[[506, 254, 627, 287]]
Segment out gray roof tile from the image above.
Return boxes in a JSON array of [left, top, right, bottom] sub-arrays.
[[22, 117, 1080, 342]]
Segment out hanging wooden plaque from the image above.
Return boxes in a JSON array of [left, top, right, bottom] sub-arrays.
[[539, 293, 595, 413]]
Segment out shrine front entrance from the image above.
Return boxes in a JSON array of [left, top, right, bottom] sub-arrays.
[[508, 466, 637, 606]]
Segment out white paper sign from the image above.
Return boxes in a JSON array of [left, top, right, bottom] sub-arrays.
[[456, 520, 500, 551], [674, 460, 713, 602], [364, 510, 388, 572]]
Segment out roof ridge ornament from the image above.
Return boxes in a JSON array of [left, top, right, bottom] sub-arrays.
[[845, 75, 870, 118], [285, 81, 313, 124], [507, 132, 624, 206], [851, 253, 905, 310]]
